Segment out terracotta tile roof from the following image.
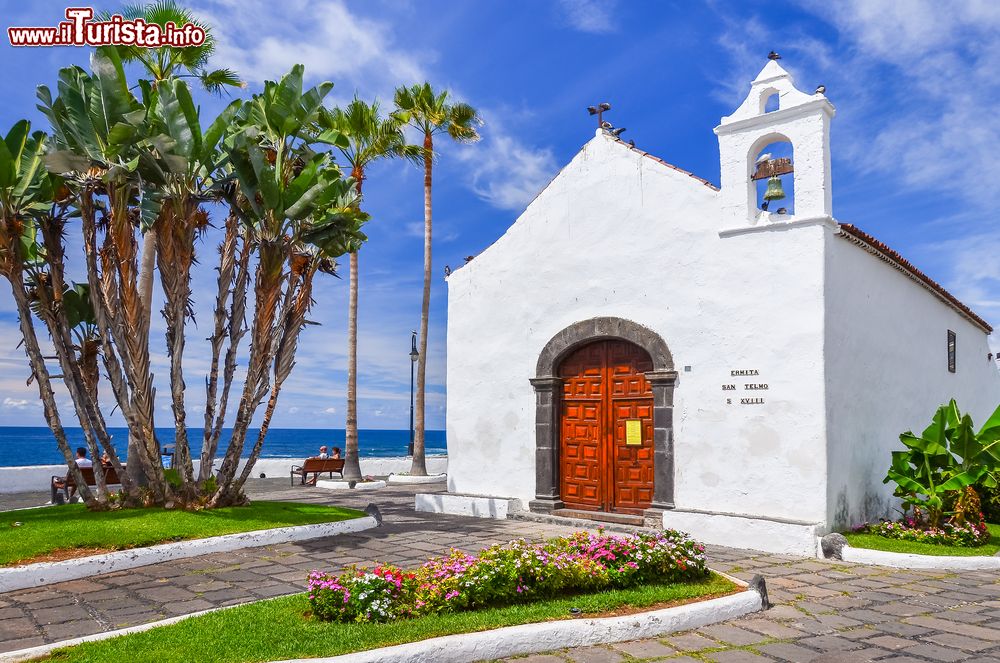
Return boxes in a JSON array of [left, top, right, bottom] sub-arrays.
[[837, 223, 992, 333], [612, 137, 720, 191]]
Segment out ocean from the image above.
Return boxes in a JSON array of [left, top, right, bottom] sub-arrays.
[[0, 427, 447, 467]]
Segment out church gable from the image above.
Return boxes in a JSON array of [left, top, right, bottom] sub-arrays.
[[450, 130, 720, 282]]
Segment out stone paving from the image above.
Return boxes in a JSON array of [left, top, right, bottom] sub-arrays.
[[2, 481, 1000, 662]]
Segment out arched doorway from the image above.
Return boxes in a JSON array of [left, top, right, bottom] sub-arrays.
[[558, 340, 654, 514], [530, 317, 677, 522]]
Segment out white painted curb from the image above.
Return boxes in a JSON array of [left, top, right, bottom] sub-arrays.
[[840, 544, 1000, 570], [0, 599, 269, 663], [316, 480, 387, 491], [387, 474, 447, 485], [273, 587, 763, 663], [0, 578, 762, 663], [0, 516, 378, 593]]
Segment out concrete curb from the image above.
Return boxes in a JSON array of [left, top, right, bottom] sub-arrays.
[[274, 584, 764, 663], [386, 474, 447, 485], [316, 480, 387, 491], [838, 543, 1000, 570], [0, 573, 763, 663], [0, 515, 378, 593]]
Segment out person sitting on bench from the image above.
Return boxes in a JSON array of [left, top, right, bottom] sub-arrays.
[[51, 447, 93, 504]]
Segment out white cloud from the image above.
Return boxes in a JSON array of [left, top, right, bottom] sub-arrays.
[[193, 0, 428, 96], [798, 1, 1000, 209], [458, 115, 559, 211], [557, 0, 618, 34], [936, 232, 1000, 323], [3, 398, 33, 410], [322, 407, 337, 414]]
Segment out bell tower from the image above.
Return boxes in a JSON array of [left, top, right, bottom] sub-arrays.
[[715, 57, 835, 228]]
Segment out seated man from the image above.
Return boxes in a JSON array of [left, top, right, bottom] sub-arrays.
[[317, 445, 329, 459], [50, 447, 93, 505]]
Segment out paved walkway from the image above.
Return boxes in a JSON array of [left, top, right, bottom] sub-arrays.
[[1, 481, 999, 662]]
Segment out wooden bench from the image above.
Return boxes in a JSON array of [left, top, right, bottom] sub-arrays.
[[51, 465, 124, 503], [290, 458, 345, 485], [60, 465, 124, 490]]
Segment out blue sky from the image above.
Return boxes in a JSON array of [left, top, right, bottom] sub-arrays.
[[0, 0, 998, 430]]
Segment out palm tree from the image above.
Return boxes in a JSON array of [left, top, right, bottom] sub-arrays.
[[393, 84, 481, 475], [317, 99, 420, 480], [103, 1, 243, 484]]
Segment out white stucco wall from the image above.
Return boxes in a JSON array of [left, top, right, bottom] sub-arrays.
[[824, 232, 1000, 529], [446, 131, 830, 526]]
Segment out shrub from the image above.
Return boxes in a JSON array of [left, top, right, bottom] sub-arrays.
[[884, 400, 1000, 528], [307, 529, 707, 622], [307, 565, 415, 622], [978, 483, 1000, 524]]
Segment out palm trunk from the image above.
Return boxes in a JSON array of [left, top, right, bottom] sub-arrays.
[[156, 201, 198, 501], [80, 197, 153, 503], [201, 215, 248, 483], [130, 225, 158, 488], [342, 173, 364, 482], [107, 184, 163, 500], [210, 239, 284, 505], [411, 134, 433, 477], [2, 270, 95, 506], [235, 266, 315, 494], [34, 215, 133, 505], [343, 248, 362, 481]]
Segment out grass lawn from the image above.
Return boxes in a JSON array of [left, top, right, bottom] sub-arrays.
[[844, 523, 1000, 557], [0, 501, 365, 566], [45, 574, 738, 663]]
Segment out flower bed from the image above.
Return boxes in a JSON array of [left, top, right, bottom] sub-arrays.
[[308, 529, 707, 622], [852, 514, 990, 548]]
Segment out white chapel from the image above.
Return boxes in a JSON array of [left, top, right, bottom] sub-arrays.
[[431, 59, 1000, 555]]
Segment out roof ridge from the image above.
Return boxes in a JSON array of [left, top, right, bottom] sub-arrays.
[[610, 136, 720, 191]]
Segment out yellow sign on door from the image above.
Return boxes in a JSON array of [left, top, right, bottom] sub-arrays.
[[625, 419, 642, 445]]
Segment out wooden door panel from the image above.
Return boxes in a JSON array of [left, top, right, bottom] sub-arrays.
[[558, 339, 655, 514], [610, 399, 654, 512], [559, 399, 602, 510]]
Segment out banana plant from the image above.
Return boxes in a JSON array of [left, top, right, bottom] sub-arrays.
[[38, 48, 167, 503], [885, 399, 1000, 527], [210, 65, 368, 506], [142, 77, 242, 497], [0, 121, 109, 507]]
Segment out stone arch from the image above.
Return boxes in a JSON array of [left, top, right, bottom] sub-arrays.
[[529, 317, 677, 521], [535, 317, 674, 378]]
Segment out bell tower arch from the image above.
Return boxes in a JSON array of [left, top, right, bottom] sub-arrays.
[[715, 58, 836, 228]]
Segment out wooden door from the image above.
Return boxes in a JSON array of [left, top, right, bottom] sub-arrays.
[[558, 340, 654, 514]]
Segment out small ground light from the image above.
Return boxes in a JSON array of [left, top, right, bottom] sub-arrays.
[[569, 607, 582, 616]]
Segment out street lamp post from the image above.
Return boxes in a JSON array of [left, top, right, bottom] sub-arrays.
[[408, 330, 418, 456]]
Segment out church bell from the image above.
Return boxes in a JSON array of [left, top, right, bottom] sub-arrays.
[[763, 175, 785, 202]]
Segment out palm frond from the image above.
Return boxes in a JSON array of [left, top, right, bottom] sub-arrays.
[[393, 83, 482, 144], [199, 68, 245, 95], [99, 1, 233, 94]]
